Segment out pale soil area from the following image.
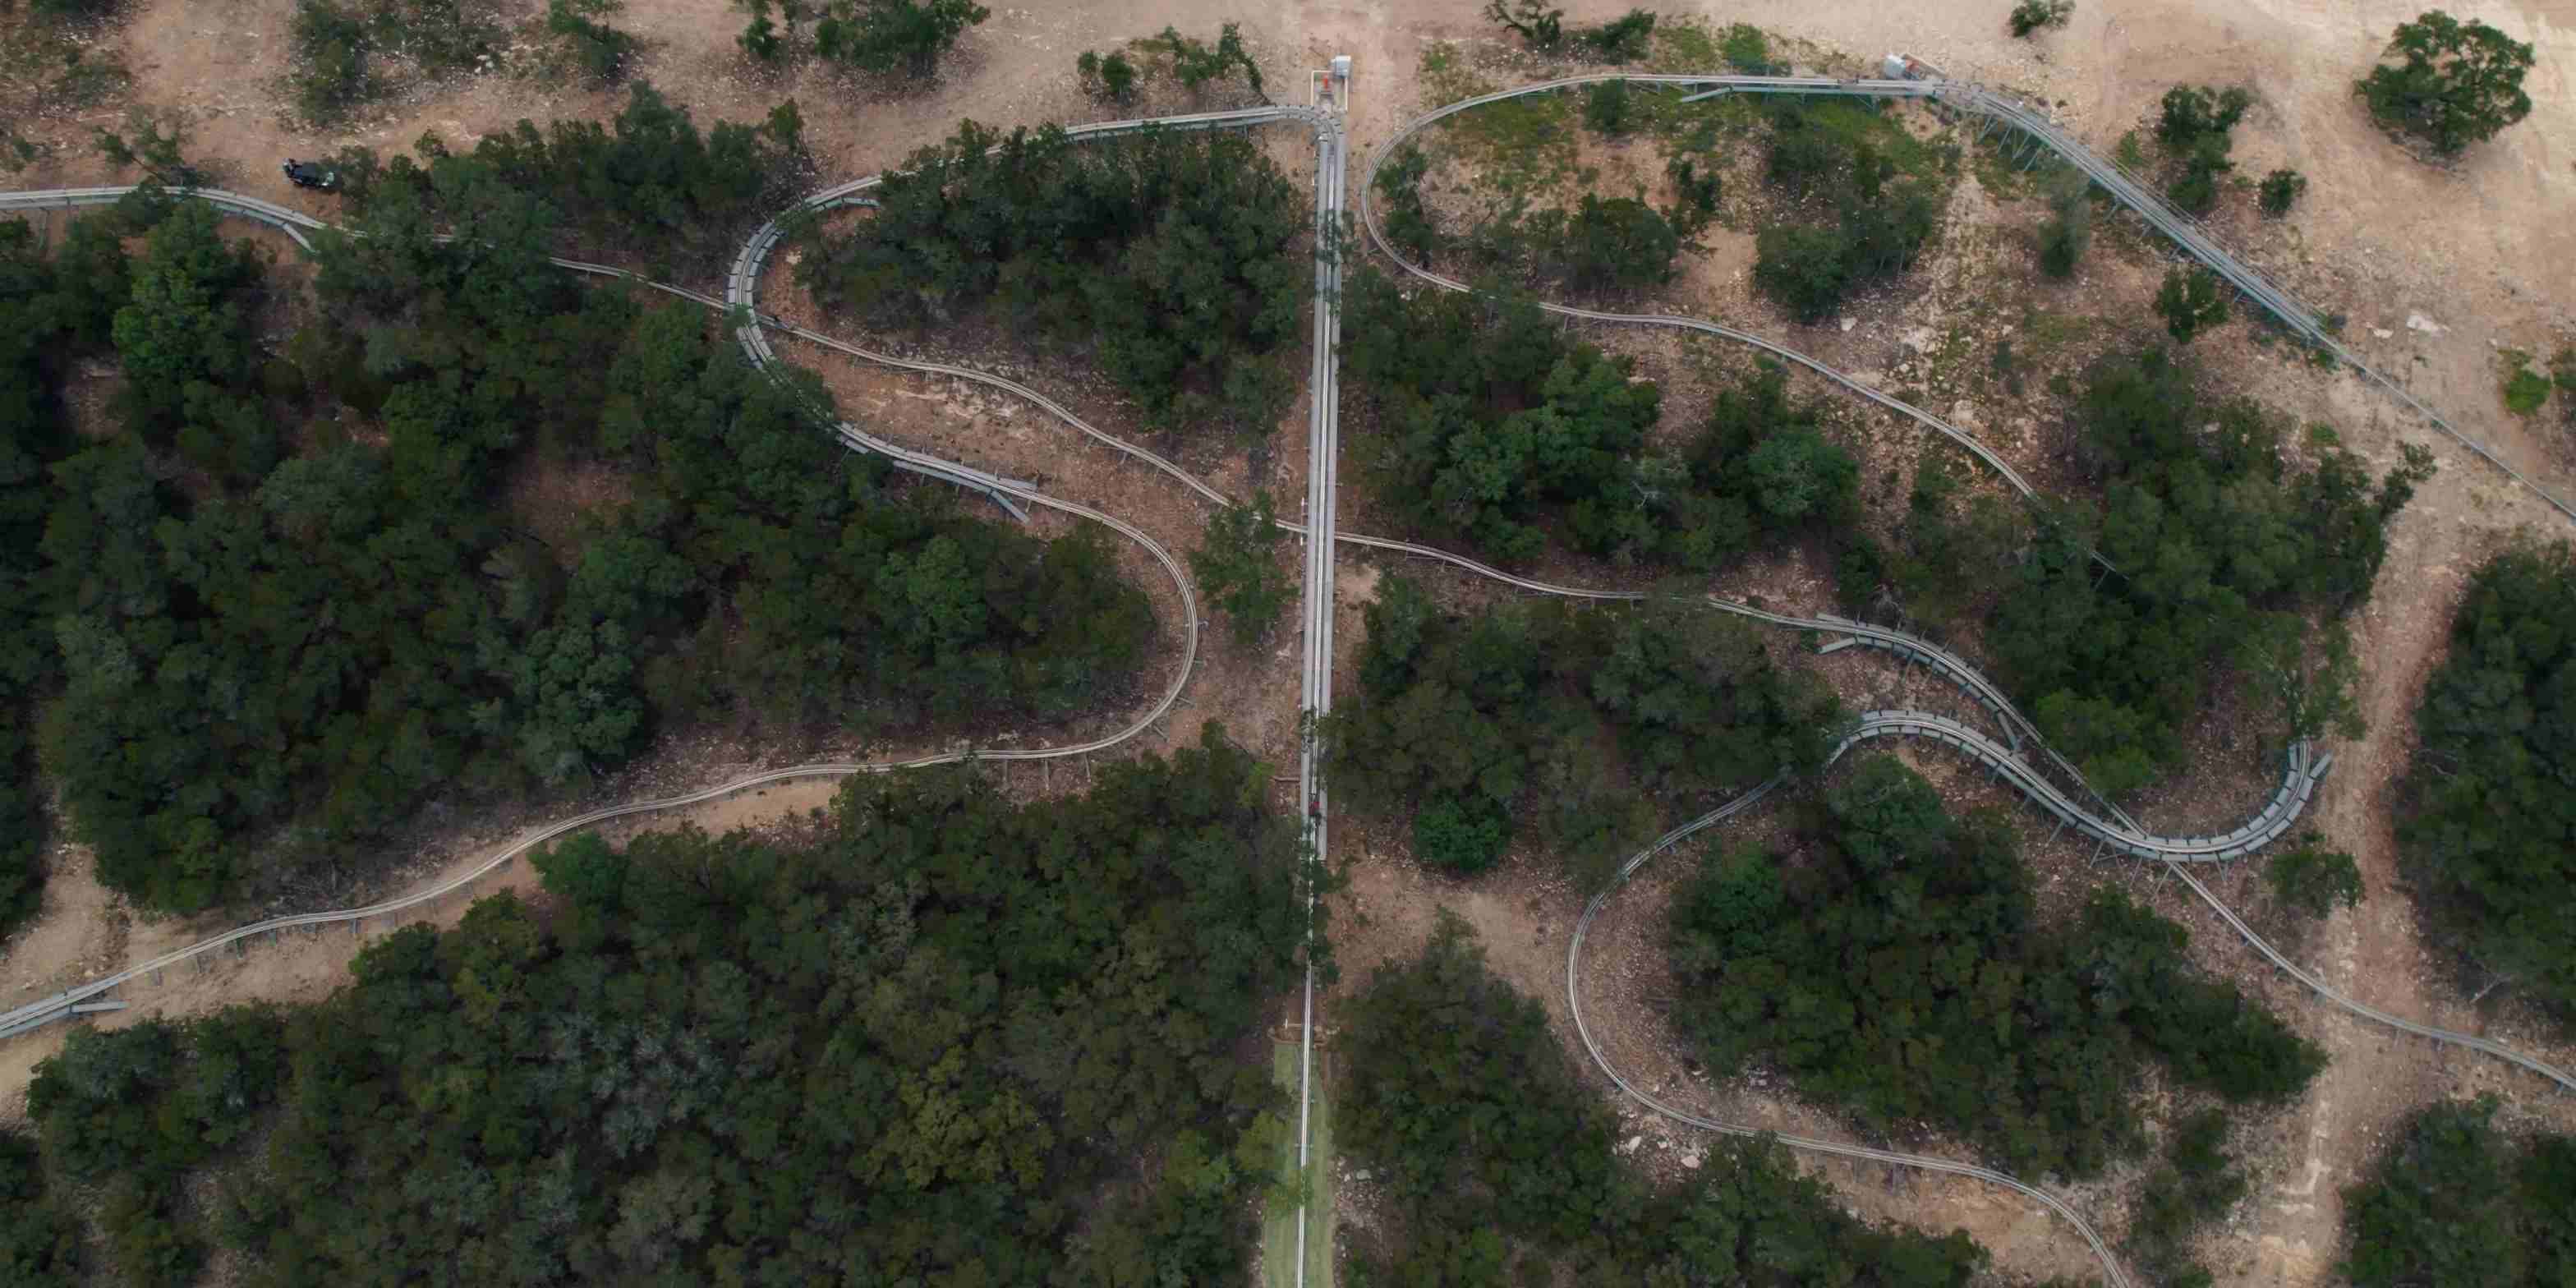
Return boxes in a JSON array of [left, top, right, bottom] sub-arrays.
[[3, 0, 2574, 1281]]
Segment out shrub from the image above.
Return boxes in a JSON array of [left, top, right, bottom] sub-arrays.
[[812, 0, 987, 78], [1671, 756, 2321, 1178], [2266, 835, 2364, 918], [0, 1129, 80, 1287], [2500, 352, 2551, 415], [1663, 155, 1720, 233], [285, 0, 500, 123], [1988, 347, 2431, 791], [1075, 48, 1139, 102], [1159, 22, 1263, 99], [21, 738, 1309, 1286], [1720, 21, 1769, 73], [2155, 266, 2229, 343], [1751, 102, 1940, 319], [736, 0, 782, 60], [2167, 136, 2233, 214], [2356, 10, 2536, 156], [2010, 0, 2073, 38], [1373, 142, 1440, 263], [2158, 84, 2252, 153], [545, 0, 639, 85], [1340, 917, 1990, 1281], [1574, 7, 1654, 62], [1754, 223, 1856, 321], [1484, 0, 1562, 51], [1413, 797, 1510, 873], [2258, 167, 2307, 217], [1328, 582, 1838, 882], [2126, 1109, 2247, 1285], [2036, 172, 2091, 277], [1583, 78, 1633, 136]]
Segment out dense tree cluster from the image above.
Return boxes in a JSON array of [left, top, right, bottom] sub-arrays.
[[2340, 1097, 2576, 1288], [1336, 269, 1658, 563], [1856, 453, 2033, 629], [10, 143, 1148, 913], [18, 738, 1314, 1286], [2355, 10, 2537, 157], [1341, 268, 1880, 577], [320, 82, 813, 274], [0, 214, 129, 934], [2399, 541, 2576, 1014], [23, 1008, 286, 1283], [1339, 916, 1987, 1284], [1671, 755, 2324, 1177], [1753, 98, 1944, 322], [798, 122, 1305, 437], [0, 1128, 81, 1287], [1327, 577, 1840, 877], [562, 305, 1155, 733], [1978, 347, 2429, 793]]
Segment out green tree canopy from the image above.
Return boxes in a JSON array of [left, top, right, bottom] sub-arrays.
[[1340, 915, 1990, 1283], [798, 121, 1305, 438], [2399, 541, 2576, 1014], [2341, 1097, 2576, 1288], [1670, 755, 2322, 1178], [2356, 10, 2537, 156], [20, 736, 1314, 1288], [1327, 579, 1839, 881], [1983, 347, 2431, 789]]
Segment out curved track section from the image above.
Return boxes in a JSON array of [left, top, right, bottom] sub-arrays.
[[722, 105, 1338, 518], [1359, 71, 2576, 1286], [1354, 71, 2576, 523], [9, 78, 2571, 1286], [0, 182, 1210, 1042], [1562, 772, 2141, 1288]]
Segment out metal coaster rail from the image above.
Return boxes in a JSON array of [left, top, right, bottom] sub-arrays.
[[7, 66, 2573, 1288]]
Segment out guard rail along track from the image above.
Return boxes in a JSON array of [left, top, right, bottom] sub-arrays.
[[6, 72, 2570, 1288]]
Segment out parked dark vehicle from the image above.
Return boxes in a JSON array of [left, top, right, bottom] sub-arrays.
[[282, 159, 338, 191]]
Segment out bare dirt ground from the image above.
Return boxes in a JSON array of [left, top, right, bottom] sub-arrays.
[[7, 0, 2576, 1281]]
